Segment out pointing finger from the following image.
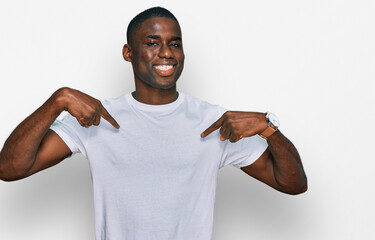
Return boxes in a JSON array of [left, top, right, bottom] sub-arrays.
[[201, 115, 224, 138], [101, 107, 120, 129]]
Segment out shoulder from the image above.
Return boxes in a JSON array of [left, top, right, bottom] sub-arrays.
[[100, 93, 130, 116], [180, 92, 226, 116]]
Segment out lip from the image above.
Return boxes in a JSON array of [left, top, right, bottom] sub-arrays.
[[153, 64, 177, 77]]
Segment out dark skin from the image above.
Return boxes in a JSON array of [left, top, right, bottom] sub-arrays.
[[123, 17, 185, 104], [201, 111, 307, 194], [0, 88, 119, 181], [0, 17, 307, 195]]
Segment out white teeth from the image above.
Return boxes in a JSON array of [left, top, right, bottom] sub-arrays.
[[155, 65, 173, 71]]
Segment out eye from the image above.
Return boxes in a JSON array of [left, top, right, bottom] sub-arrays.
[[146, 42, 158, 46], [170, 43, 181, 48]]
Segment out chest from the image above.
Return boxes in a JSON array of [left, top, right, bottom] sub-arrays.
[[85, 113, 222, 185]]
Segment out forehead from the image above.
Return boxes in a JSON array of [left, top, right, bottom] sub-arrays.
[[135, 17, 182, 39]]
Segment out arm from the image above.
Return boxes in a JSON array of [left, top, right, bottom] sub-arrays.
[[241, 130, 307, 195], [0, 87, 120, 181], [201, 111, 307, 195]]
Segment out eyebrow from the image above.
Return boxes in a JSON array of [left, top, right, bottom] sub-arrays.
[[147, 35, 160, 39], [147, 35, 182, 41], [171, 36, 182, 41]]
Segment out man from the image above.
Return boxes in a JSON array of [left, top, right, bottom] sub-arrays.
[[0, 6, 307, 239]]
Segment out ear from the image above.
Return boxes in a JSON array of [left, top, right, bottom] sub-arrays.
[[122, 44, 132, 62]]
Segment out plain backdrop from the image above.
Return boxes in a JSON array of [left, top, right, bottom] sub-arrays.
[[1, 0, 374, 239]]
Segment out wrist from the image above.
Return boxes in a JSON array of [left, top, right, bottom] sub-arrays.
[[258, 112, 280, 139], [53, 87, 72, 112], [258, 112, 268, 134]]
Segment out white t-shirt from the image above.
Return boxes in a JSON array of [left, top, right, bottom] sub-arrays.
[[50, 92, 268, 240]]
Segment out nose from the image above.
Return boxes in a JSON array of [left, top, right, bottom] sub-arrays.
[[158, 44, 173, 59]]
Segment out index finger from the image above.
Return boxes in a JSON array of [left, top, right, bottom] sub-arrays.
[[101, 107, 120, 129], [201, 116, 224, 138]]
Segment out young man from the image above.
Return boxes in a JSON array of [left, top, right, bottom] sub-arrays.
[[0, 7, 307, 239]]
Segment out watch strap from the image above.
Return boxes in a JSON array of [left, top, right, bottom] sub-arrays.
[[259, 125, 277, 139]]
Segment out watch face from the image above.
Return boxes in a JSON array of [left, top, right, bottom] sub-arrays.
[[268, 113, 280, 128]]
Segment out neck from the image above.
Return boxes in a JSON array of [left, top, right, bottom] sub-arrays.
[[133, 82, 178, 105]]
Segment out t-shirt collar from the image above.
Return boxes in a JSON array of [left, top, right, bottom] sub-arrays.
[[126, 92, 185, 112]]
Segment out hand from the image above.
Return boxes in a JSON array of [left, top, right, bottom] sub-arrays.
[[201, 111, 267, 142], [57, 87, 120, 129]]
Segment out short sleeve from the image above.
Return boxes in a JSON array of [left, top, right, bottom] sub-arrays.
[[50, 114, 88, 158], [219, 135, 268, 169], [216, 106, 268, 169]]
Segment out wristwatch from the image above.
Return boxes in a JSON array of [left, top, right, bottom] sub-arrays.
[[259, 112, 280, 139]]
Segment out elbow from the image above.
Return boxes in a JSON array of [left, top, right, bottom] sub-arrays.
[[276, 169, 308, 195], [300, 184, 308, 194], [0, 170, 26, 182], [0, 158, 7, 181], [0, 158, 28, 182], [0, 176, 17, 182], [284, 177, 308, 195], [0, 165, 15, 182], [276, 176, 308, 195], [294, 174, 309, 195], [287, 183, 308, 195], [0, 171, 13, 182]]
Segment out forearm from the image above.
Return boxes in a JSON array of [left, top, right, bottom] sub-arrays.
[[0, 88, 67, 180], [266, 130, 307, 194]]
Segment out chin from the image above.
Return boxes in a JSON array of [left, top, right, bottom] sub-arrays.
[[152, 82, 177, 90], [148, 78, 178, 90]]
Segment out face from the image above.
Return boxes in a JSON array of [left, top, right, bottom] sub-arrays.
[[123, 17, 185, 90]]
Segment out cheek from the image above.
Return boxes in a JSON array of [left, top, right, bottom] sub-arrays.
[[176, 51, 185, 63], [141, 50, 155, 62], [177, 53, 185, 69], [132, 51, 154, 73]]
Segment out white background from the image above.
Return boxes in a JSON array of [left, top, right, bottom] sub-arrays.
[[0, 0, 374, 239]]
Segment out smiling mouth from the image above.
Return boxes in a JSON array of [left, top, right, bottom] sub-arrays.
[[154, 64, 175, 76]]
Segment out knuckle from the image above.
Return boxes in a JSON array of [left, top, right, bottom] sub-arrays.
[[97, 102, 103, 110], [224, 111, 233, 117], [94, 117, 101, 125], [94, 104, 100, 112], [219, 128, 225, 135], [83, 113, 92, 120], [78, 117, 85, 124]]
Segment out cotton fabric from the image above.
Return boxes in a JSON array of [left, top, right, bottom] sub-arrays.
[[50, 92, 268, 240]]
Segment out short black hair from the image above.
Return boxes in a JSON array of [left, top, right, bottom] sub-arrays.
[[126, 7, 179, 45]]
